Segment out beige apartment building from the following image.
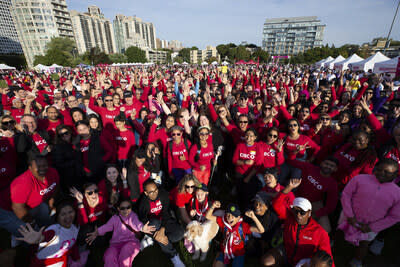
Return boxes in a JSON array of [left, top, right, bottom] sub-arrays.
[[70, 6, 115, 55], [190, 45, 220, 63], [10, 0, 74, 67]]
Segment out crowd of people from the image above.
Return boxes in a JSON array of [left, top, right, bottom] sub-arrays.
[[0, 63, 399, 267]]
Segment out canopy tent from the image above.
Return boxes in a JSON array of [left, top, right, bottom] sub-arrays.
[[324, 55, 345, 69], [235, 60, 246, 65], [211, 61, 218, 65], [246, 60, 257, 65], [222, 61, 229, 65], [172, 62, 179, 65], [182, 62, 189, 65], [49, 63, 63, 68], [201, 61, 208, 65], [34, 64, 50, 71], [0, 63, 16, 70], [349, 52, 390, 72], [334, 54, 364, 71], [315, 56, 334, 67], [373, 56, 400, 73]]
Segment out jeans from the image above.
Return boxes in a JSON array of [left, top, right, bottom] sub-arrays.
[[0, 202, 52, 236], [148, 218, 184, 258]]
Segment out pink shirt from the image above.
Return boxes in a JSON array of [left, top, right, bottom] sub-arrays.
[[341, 174, 400, 233]]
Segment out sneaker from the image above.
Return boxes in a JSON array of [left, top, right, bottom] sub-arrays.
[[349, 258, 363, 267], [171, 254, 185, 267], [369, 239, 384, 255], [140, 235, 154, 250]]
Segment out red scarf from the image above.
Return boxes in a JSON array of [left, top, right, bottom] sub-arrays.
[[192, 197, 208, 221], [222, 216, 243, 264]]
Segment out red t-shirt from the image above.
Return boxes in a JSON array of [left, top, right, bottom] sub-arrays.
[[114, 129, 136, 160], [188, 143, 214, 171], [216, 216, 251, 257], [79, 139, 90, 172], [0, 168, 59, 210], [232, 143, 262, 175], [169, 187, 193, 208], [32, 133, 48, 153], [149, 198, 163, 220]]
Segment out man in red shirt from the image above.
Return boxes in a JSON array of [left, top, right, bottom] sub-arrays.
[[0, 155, 59, 237]]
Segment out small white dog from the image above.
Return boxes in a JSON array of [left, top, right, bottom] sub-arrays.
[[184, 220, 219, 261]]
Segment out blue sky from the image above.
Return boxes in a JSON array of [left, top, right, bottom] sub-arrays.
[[67, 0, 400, 49]]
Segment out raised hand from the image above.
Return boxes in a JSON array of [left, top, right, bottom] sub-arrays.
[[245, 210, 256, 219], [121, 167, 127, 181], [288, 178, 302, 189], [142, 222, 156, 235], [69, 187, 83, 203], [16, 224, 45, 244], [212, 200, 221, 209]]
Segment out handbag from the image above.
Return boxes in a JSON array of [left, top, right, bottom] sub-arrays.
[[118, 215, 143, 240]]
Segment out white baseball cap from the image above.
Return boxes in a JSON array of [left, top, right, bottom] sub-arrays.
[[291, 197, 312, 211]]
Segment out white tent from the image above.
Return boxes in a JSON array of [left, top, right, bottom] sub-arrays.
[[182, 62, 189, 65], [49, 63, 63, 68], [172, 62, 179, 65], [315, 56, 334, 67], [334, 54, 364, 71], [35, 64, 50, 71], [201, 61, 208, 65], [211, 61, 219, 65], [324, 55, 345, 69], [373, 56, 400, 73], [0, 63, 16, 70], [349, 52, 390, 72], [222, 61, 229, 65]]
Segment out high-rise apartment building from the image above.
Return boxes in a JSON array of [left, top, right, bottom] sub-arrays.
[[262, 16, 325, 56], [113, 14, 156, 53], [0, 0, 23, 54], [10, 0, 74, 67], [70, 6, 115, 54], [168, 40, 183, 51]]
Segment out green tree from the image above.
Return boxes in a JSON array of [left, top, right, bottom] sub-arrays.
[[109, 53, 128, 63], [34, 37, 76, 66], [191, 46, 199, 50], [251, 48, 269, 63], [83, 47, 112, 65], [207, 56, 219, 64], [178, 48, 191, 63], [173, 56, 183, 63], [125, 46, 147, 63], [234, 46, 251, 61]]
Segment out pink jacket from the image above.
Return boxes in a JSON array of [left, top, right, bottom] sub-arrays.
[[98, 212, 143, 244], [341, 174, 400, 233]]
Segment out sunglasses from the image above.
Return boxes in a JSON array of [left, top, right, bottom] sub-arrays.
[[2, 120, 15, 125], [240, 97, 247, 101], [264, 107, 272, 110], [288, 124, 298, 127], [239, 121, 248, 124], [119, 205, 132, 211], [185, 185, 196, 189], [166, 91, 172, 94], [218, 110, 225, 113], [86, 189, 99, 195], [256, 102, 263, 105], [320, 117, 331, 121], [367, 91, 373, 94], [59, 131, 70, 137], [172, 133, 182, 137], [268, 134, 278, 138], [199, 132, 209, 136], [292, 208, 307, 216], [104, 99, 113, 102]]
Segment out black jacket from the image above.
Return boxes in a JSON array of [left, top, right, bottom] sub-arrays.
[[138, 188, 173, 226], [72, 130, 106, 184]]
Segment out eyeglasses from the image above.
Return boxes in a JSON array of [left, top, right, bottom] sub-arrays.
[[288, 124, 298, 127], [218, 110, 225, 113], [166, 91, 172, 94], [268, 134, 278, 138], [199, 132, 209, 136], [256, 102, 262, 105], [239, 121, 248, 124], [292, 208, 307, 216], [59, 131, 70, 137], [301, 110, 310, 113], [185, 185, 196, 189], [104, 99, 113, 102], [86, 189, 99, 195], [2, 120, 15, 125], [172, 133, 182, 137], [320, 117, 331, 121], [119, 205, 132, 211], [146, 188, 158, 195]]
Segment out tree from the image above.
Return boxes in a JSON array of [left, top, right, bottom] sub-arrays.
[[178, 48, 191, 63], [34, 37, 76, 67], [252, 48, 269, 63], [125, 46, 147, 63], [207, 56, 218, 64], [191, 46, 199, 50], [109, 53, 128, 63], [83, 47, 112, 65], [234, 46, 251, 61]]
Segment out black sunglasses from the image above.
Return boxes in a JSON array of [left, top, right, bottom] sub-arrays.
[[268, 134, 278, 138], [2, 120, 15, 125], [59, 131, 70, 137], [104, 99, 113, 102], [185, 185, 196, 189], [292, 208, 307, 216], [86, 189, 99, 195], [119, 205, 132, 211]]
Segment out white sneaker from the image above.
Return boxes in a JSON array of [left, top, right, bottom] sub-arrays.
[[369, 239, 384, 255], [171, 254, 185, 267], [140, 235, 154, 250]]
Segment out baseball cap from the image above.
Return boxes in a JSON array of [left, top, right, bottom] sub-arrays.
[[197, 183, 209, 192], [291, 197, 312, 212], [120, 79, 128, 83], [123, 91, 133, 98], [269, 87, 277, 92], [225, 203, 241, 217], [197, 126, 211, 132]]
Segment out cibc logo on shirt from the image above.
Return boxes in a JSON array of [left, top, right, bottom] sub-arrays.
[[240, 151, 256, 159], [35, 140, 47, 146], [0, 146, 8, 152], [150, 200, 162, 214], [115, 136, 127, 141], [340, 151, 355, 162], [307, 175, 323, 190], [264, 149, 276, 157], [39, 182, 57, 196]]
